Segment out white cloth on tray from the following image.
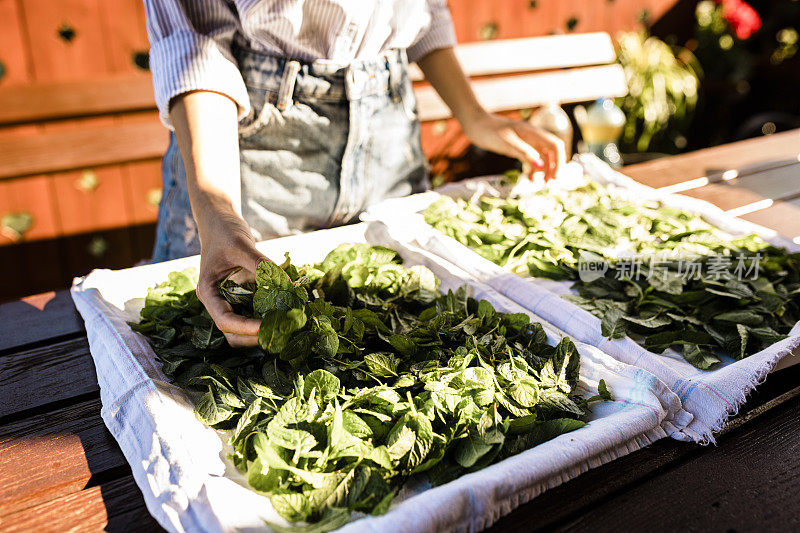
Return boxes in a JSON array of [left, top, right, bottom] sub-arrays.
[[71, 222, 681, 533], [363, 156, 800, 443]]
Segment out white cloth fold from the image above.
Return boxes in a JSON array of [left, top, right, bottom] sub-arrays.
[[72, 222, 680, 533], [363, 156, 800, 442]]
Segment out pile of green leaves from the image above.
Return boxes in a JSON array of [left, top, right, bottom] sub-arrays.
[[131, 244, 609, 529], [424, 181, 762, 279], [565, 251, 800, 369], [423, 182, 800, 369]]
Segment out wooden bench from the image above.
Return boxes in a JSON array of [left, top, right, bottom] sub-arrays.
[[411, 32, 626, 121], [0, 69, 166, 298], [0, 31, 626, 300]]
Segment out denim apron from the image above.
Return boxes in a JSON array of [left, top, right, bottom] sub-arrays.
[[152, 46, 428, 262]]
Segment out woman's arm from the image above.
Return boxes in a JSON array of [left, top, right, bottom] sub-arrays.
[[171, 91, 242, 216], [417, 47, 565, 181], [143, 1, 262, 345], [170, 91, 265, 347]]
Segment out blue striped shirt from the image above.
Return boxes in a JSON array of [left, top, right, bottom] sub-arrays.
[[143, 0, 457, 128]]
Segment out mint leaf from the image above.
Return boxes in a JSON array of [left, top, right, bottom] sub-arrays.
[[259, 308, 307, 354]]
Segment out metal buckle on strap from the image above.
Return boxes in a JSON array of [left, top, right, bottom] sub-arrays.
[[276, 60, 301, 111]]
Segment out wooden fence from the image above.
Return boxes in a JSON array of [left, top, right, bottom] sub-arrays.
[[0, 0, 678, 89], [0, 0, 678, 300]]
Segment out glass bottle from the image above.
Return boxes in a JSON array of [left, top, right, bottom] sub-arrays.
[[575, 98, 626, 168], [529, 102, 573, 159]]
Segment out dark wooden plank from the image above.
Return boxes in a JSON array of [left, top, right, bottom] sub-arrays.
[[0, 337, 97, 419], [106, 505, 166, 533], [0, 75, 155, 126], [622, 129, 800, 189], [488, 362, 800, 532], [487, 437, 696, 532], [129, 223, 158, 264], [0, 221, 160, 304], [549, 394, 800, 533], [0, 291, 83, 352], [0, 399, 126, 516], [0, 120, 168, 180], [0, 240, 68, 304], [60, 226, 139, 280], [0, 475, 163, 533]]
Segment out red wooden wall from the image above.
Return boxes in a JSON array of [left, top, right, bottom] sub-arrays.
[[0, 0, 163, 298], [0, 0, 678, 300], [449, 0, 675, 41]]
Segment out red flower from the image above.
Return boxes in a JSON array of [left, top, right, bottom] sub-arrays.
[[717, 0, 762, 40]]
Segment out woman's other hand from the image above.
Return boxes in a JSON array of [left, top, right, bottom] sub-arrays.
[[416, 47, 566, 181], [462, 112, 566, 182]]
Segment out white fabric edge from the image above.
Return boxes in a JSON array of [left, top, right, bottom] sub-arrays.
[[572, 154, 800, 440], [71, 285, 228, 533], [69, 221, 679, 533], [362, 157, 800, 443]]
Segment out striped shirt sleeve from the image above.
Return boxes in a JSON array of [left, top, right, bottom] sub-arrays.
[[143, 0, 250, 130], [406, 0, 457, 63]]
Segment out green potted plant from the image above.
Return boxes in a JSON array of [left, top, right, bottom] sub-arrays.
[[615, 31, 702, 156]]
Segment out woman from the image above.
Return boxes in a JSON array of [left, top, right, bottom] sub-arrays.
[[144, 0, 565, 346]]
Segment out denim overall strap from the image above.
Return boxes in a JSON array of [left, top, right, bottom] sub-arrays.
[[276, 60, 301, 111]]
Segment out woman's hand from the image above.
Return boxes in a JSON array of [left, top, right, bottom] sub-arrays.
[[415, 47, 566, 181], [461, 112, 566, 182], [169, 91, 266, 347], [195, 204, 267, 348]]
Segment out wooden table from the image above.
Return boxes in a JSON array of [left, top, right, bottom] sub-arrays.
[[2, 131, 799, 532]]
